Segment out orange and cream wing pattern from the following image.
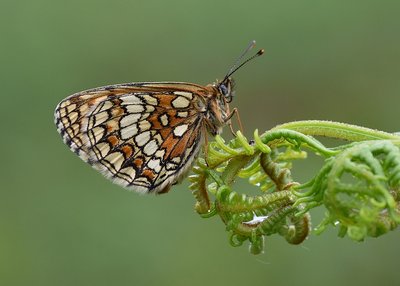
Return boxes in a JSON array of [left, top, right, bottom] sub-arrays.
[[55, 43, 264, 195], [55, 83, 207, 194]]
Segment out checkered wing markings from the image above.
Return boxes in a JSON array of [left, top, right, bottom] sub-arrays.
[[54, 90, 112, 161], [151, 116, 203, 190], [55, 83, 204, 157], [82, 91, 204, 193]]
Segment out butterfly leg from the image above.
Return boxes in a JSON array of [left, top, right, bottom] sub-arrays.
[[202, 123, 211, 166], [225, 108, 244, 136]]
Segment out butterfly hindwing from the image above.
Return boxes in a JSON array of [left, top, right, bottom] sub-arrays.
[[55, 83, 207, 193]]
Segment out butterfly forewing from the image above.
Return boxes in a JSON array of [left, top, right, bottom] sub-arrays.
[[55, 82, 211, 193]]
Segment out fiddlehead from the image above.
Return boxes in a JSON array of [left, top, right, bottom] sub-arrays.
[[189, 121, 400, 254]]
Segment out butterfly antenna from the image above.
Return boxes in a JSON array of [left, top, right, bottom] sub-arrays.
[[226, 40, 256, 76], [220, 41, 264, 84]]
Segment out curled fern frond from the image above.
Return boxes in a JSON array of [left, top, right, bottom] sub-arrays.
[[309, 141, 400, 240], [189, 121, 400, 254], [190, 128, 315, 254]]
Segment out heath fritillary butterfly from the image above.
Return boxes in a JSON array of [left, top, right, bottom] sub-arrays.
[[54, 41, 264, 194]]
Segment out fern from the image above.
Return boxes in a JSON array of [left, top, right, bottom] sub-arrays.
[[189, 120, 400, 254]]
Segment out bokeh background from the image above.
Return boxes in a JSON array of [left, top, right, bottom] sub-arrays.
[[1, 1, 400, 285]]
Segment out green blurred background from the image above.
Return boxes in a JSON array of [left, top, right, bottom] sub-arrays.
[[1, 0, 400, 285]]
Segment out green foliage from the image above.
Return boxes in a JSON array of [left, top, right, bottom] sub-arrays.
[[189, 120, 400, 254]]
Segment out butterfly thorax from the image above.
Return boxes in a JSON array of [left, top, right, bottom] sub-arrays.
[[199, 84, 231, 136]]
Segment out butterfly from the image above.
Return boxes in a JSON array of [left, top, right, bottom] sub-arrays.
[[54, 41, 264, 194]]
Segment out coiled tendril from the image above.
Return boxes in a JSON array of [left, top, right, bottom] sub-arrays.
[[189, 121, 400, 254]]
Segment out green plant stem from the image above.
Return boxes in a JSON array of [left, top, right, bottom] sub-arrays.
[[273, 120, 400, 141]]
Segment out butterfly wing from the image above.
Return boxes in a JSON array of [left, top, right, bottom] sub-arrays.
[[55, 82, 208, 194]]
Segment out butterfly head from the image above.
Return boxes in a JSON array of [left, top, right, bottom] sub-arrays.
[[217, 41, 264, 103], [218, 77, 236, 103]]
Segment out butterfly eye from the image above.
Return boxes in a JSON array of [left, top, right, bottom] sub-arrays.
[[219, 84, 229, 96], [219, 84, 233, 103], [218, 79, 235, 103]]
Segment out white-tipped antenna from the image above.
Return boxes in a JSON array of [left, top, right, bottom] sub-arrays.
[[220, 40, 264, 84]]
